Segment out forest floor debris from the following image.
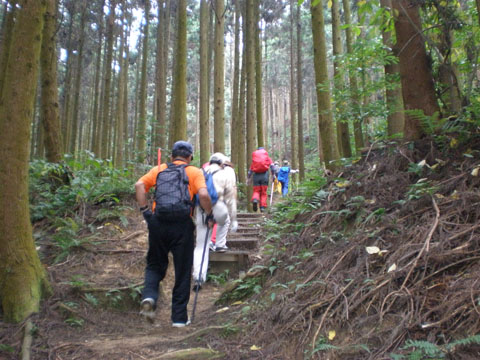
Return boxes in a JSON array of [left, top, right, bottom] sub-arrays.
[[1, 137, 480, 359]]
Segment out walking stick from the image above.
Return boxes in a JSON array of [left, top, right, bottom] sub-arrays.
[[191, 222, 211, 323]]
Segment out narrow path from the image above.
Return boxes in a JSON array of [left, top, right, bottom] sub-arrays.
[[45, 211, 267, 359]]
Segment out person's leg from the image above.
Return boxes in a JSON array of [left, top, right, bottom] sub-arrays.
[[142, 216, 169, 306], [258, 172, 269, 209], [282, 179, 289, 197], [259, 185, 268, 208], [211, 223, 217, 246], [170, 219, 195, 324], [215, 214, 230, 249], [193, 208, 210, 283]]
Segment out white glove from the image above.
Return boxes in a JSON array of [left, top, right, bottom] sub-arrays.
[[230, 220, 238, 233]]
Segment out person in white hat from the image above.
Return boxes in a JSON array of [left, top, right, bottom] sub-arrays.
[[192, 152, 238, 290]]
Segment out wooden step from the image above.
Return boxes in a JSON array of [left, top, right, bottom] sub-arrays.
[[226, 238, 258, 250], [208, 250, 249, 274], [237, 213, 265, 220]]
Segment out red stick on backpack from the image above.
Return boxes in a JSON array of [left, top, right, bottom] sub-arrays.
[[157, 148, 162, 167]]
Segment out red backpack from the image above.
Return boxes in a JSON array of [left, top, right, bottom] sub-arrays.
[[251, 149, 271, 173]]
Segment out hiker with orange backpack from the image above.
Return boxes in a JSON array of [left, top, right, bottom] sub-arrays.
[[135, 141, 214, 327], [248, 147, 273, 212]]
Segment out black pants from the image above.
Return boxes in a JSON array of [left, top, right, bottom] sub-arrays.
[[142, 213, 194, 323]]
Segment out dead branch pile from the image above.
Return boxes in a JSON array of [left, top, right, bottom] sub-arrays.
[[230, 139, 480, 359]]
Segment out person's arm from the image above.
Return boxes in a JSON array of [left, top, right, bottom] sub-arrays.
[[135, 181, 148, 208], [197, 187, 215, 228]]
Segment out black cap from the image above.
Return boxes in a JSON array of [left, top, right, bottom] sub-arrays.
[[172, 140, 193, 156]]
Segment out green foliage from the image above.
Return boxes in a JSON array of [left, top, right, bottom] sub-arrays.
[[65, 317, 84, 327], [29, 151, 134, 223], [105, 289, 123, 307], [207, 270, 230, 285], [390, 334, 480, 359], [405, 179, 438, 201], [67, 275, 89, 289], [219, 276, 263, 303], [84, 293, 99, 307], [0, 344, 15, 353]]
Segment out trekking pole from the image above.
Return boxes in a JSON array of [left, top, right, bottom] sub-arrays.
[[191, 223, 211, 323]]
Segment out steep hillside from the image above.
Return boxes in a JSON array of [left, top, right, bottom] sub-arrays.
[[207, 137, 480, 359]]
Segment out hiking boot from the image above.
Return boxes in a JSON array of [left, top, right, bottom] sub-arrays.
[[252, 199, 258, 212], [209, 242, 216, 252], [140, 298, 155, 323], [172, 319, 191, 328], [260, 206, 266, 213], [215, 246, 228, 253]]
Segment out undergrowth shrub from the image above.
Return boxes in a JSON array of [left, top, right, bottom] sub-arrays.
[[29, 152, 136, 262]]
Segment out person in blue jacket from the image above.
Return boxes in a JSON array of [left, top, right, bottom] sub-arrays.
[[277, 160, 298, 197]]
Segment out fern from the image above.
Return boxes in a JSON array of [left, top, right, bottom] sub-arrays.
[[402, 340, 444, 358], [446, 334, 480, 350]]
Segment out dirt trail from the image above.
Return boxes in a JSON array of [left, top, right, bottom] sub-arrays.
[[1, 211, 242, 359]]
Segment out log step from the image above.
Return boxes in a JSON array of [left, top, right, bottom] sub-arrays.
[[226, 238, 258, 250], [208, 250, 250, 274]]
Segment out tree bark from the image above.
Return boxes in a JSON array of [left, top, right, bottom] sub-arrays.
[[255, 0, 264, 148], [392, 0, 440, 140], [0, 0, 16, 101], [154, 0, 167, 162], [69, 0, 87, 155], [213, 0, 225, 153], [100, 0, 116, 158], [380, 0, 405, 138], [40, 0, 63, 163], [311, 0, 340, 170], [172, 0, 188, 142], [137, 0, 150, 162], [289, 0, 297, 172], [342, 0, 363, 151], [114, 3, 127, 168], [91, 0, 105, 157], [199, 0, 210, 164], [230, 0, 241, 167], [0, 0, 52, 323], [296, 3, 305, 180], [332, 0, 352, 158]]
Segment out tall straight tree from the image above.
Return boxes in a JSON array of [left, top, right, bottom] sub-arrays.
[[91, 0, 105, 156], [237, 14, 247, 186], [296, 3, 305, 180], [60, 3, 75, 151], [332, 0, 352, 158], [114, 2, 127, 168], [154, 0, 167, 162], [0, 0, 16, 101], [311, 0, 340, 170], [254, 1, 264, 148], [137, 0, 150, 162], [199, 0, 210, 164], [213, 0, 225, 153], [342, 0, 363, 151], [69, 0, 87, 155], [246, 0, 256, 208], [171, 0, 188, 142], [230, 0, 241, 167], [289, 0, 297, 172], [392, 0, 439, 140], [246, 0, 256, 159], [40, 0, 63, 163], [0, 0, 51, 323], [380, 0, 404, 137], [100, 0, 116, 158]]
